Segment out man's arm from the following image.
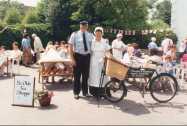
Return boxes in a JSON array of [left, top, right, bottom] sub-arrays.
[[68, 32, 76, 66], [68, 44, 76, 66]]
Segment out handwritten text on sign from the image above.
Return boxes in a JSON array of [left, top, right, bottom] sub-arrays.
[[13, 76, 35, 106]]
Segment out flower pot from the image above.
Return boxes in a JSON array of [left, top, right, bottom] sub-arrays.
[[38, 94, 51, 107]]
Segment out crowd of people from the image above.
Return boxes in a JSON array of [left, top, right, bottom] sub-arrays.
[[1, 20, 187, 100]]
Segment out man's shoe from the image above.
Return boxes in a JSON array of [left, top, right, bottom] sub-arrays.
[[74, 95, 79, 100]]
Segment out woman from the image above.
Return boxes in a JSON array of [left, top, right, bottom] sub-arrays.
[[89, 27, 111, 97], [58, 41, 69, 59], [21, 33, 32, 66], [122, 44, 135, 65], [12, 42, 22, 64], [0, 46, 7, 76]]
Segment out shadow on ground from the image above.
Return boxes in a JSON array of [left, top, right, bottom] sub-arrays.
[[144, 101, 187, 113], [81, 96, 151, 116], [44, 79, 73, 91], [36, 104, 58, 110]]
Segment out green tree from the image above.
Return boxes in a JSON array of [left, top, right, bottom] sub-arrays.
[[71, 0, 148, 29], [36, 0, 50, 23], [153, 0, 171, 25], [37, 0, 76, 40], [36, 0, 149, 40], [0, 0, 25, 21], [149, 19, 170, 30], [22, 9, 40, 24], [3, 8, 21, 24]]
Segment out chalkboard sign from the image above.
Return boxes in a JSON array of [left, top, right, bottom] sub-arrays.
[[12, 76, 35, 107]]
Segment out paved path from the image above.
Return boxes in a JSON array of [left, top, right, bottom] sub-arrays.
[[0, 65, 187, 125]]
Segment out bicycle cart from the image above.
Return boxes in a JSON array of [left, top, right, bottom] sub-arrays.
[[100, 55, 178, 103]]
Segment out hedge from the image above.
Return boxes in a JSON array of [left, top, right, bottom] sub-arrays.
[[0, 23, 177, 49], [0, 23, 52, 49]]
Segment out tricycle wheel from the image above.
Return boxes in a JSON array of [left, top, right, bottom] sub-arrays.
[[104, 80, 127, 103]]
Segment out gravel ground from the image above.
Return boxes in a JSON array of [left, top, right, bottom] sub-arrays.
[[0, 65, 187, 125]]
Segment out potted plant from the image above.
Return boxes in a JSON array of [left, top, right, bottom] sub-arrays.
[[35, 90, 54, 107]]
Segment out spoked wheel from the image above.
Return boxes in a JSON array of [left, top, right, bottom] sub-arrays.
[[149, 73, 178, 103], [104, 80, 127, 103]]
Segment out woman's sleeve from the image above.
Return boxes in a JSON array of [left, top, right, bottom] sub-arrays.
[[105, 41, 111, 51]]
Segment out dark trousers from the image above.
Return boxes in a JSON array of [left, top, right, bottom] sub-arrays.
[[73, 53, 90, 95]]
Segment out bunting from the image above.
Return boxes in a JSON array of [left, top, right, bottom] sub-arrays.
[[103, 28, 171, 36]]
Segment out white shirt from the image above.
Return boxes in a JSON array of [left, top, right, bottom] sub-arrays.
[[34, 36, 44, 53], [122, 53, 131, 65], [161, 38, 173, 54], [112, 39, 126, 60], [68, 30, 94, 55]]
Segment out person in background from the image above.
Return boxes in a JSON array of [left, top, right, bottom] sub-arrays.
[[161, 34, 173, 55], [45, 41, 55, 52], [179, 37, 187, 59], [147, 48, 163, 63], [112, 33, 127, 60], [58, 41, 69, 59], [88, 27, 111, 98], [21, 33, 32, 66], [148, 37, 158, 50], [54, 41, 60, 50], [11, 42, 22, 64], [32, 33, 44, 63], [163, 55, 174, 76], [122, 44, 135, 65], [132, 43, 142, 57], [0, 46, 7, 76], [165, 45, 177, 65], [68, 20, 93, 99]]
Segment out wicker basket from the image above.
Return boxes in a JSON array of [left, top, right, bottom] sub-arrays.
[[105, 57, 129, 80]]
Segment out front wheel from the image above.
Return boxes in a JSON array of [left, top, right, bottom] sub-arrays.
[[149, 73, 178, 103], [104, 80, 127, 103]]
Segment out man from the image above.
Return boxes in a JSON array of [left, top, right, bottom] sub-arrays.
[[161, 34, 173, 55], [112, 33, 127, 60], [148, 37, 158, 50], [68, 20, 93, 99], [32, 33, 44, 63]]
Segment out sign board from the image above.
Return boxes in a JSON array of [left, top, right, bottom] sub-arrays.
[[12, 76, 35, 107]]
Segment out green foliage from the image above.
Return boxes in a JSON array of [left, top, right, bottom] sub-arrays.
[[0, 24, 52, 49], [70, 0, 149, 29], [153, 0, 171, 25], [0, 0, 26, 21], [36, 0, 149, 40], [149, 19, 170, 30], [22, 9, 40, 24], [36, 0, 50, 23], [3, 8, 21, 25]]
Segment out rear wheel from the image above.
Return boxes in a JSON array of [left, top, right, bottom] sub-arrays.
[[149, 73, 178, 103], [104, 80, 127, 103]]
